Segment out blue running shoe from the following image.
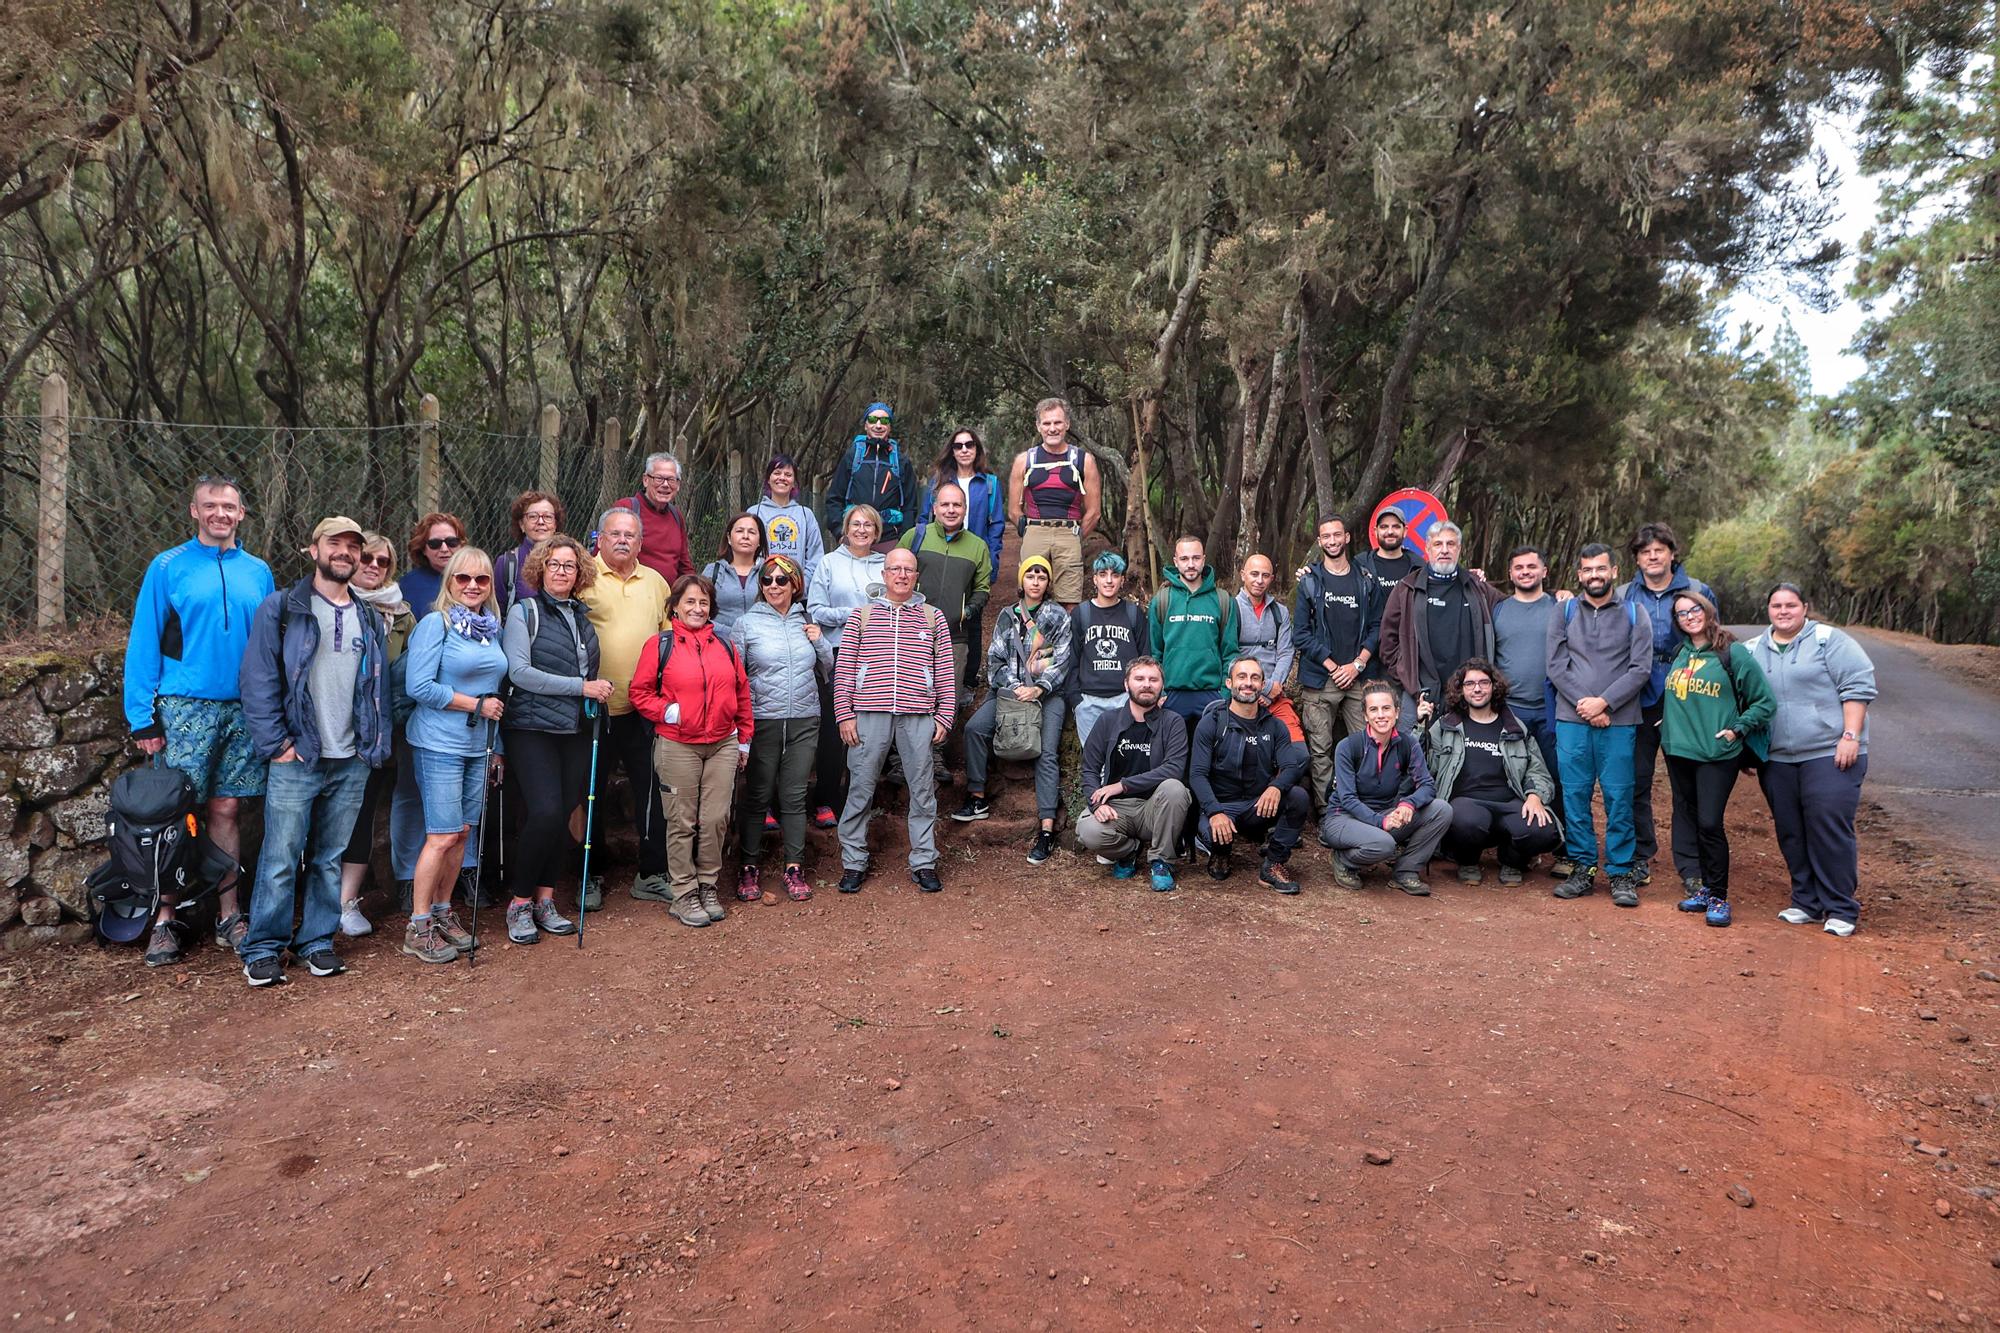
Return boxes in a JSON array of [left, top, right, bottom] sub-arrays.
[[1705, 897, 1732, 928], [1677, 878, 1710, 912], [1149, 859, 1177, 892], [1112, 854, 1139, 880]]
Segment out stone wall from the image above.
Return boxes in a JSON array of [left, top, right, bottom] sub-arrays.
[[0, 647, 137, 951]]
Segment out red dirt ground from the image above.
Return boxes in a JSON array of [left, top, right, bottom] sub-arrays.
[[3, 776, 1998, 1332]]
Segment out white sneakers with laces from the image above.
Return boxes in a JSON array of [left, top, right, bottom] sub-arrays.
[[338, 900, 373, 937]]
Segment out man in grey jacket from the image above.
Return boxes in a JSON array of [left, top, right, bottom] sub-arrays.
[[1544, 543, 1653, 906]]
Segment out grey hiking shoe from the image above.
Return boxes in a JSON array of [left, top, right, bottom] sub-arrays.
[[144, 921, 185, 967], [698, 885, 727, 922], [1632, 861, 1653, 887], [1331, 857, 1361, 890], [1553, 866, 1597, 899], [214, 911, 247, 951], [1497, 865, 1526, 887], [532, 899, 576, 935], [631, 873, 673, 903], [1456, 862, 1483, 884], [506, 901, 539, 945], [669, 894, 712, 928], [581, 876, 604, 912], [1392, 872, 1431, 897], [1609, 875, 1640, 908], [402, 918, 458, 964], [432, 905, 476, 951]]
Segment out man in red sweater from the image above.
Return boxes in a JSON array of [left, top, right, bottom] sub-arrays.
[[833, 548, 956, 895], [620, 452, 692, 583]]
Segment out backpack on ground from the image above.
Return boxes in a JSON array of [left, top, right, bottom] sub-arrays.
[[86, 761, 239, 945]]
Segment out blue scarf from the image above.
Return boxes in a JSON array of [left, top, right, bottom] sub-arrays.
[[447, 602, 500, 642]]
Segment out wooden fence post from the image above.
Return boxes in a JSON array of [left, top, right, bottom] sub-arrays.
[[539, 404, 561, 496], [416, 393, 440, 517], [35, 372, 69, 629], [598, 416, 622, 520]]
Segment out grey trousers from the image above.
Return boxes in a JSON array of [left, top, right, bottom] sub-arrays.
[[840, 712, 940, 871], [1073, 780, 1192, 865], [1321, 799, 1453, 873]]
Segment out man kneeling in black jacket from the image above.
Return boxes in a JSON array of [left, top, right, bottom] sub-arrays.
[[1191, 657, 1310, 893]]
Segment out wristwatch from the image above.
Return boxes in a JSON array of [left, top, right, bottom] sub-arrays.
[[1840, 730, 1858, 740]]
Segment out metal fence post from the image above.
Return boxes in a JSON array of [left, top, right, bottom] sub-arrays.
[[35, 372, 69, 628], [540, 404, 560, 496], [599, 415, 622, 519], [417, 393, 440, 517]]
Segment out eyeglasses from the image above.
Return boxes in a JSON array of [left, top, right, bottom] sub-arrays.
[[544, 561, 579, 574], [452, 573, 492, 588], [759, 572, 792, 587], [866, 415, 891, 424], [644, 472, 676, 486], [524, 511, 558, 524], [1675, 608, 1705, 620], [358, 554, 392, 569], [1463, 678, 1493, 689], [426, 536, 463, 551]]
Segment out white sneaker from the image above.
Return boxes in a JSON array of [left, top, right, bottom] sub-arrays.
[[1776, 907, 1821, 925], [1823, 917, 1857, 938], [338, 900, 373, 937]]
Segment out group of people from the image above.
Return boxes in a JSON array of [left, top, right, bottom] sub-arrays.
[[119, 399, 1878, 987]]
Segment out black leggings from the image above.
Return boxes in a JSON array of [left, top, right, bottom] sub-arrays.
[[1666, 754, 1738, 896], [812, 676, 847, 810], [1444, 797, 1561, 870], [505, 728, 592, 898]]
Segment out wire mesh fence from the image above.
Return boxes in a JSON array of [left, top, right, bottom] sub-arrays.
[[0, 405, 741, 638]]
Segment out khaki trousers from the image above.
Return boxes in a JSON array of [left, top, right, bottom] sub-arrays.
[[1300, 682, 1368, 809], [1073, 780, 1193, 865], [653, 736, 739, 897]]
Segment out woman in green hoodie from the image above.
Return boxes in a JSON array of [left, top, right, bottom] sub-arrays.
[[1661, 589, 1773, 928]]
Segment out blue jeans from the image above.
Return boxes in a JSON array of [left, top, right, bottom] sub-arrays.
[[241, 756, 370, 965], [1556, 721, 1637, 875], [412, 746, 491, 835], [1511, 704, 1563, 817]]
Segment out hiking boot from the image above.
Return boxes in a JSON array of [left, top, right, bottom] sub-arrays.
[[1331, 857, 1361, 890], [1608, 874, 1640, 908], [631, 873, 673, 903], [912, 867, 944, 893], [1553, 866, 1597, 899], [783, 866, 813, 901], [433, 905, 476, 951], [1111, 853, 1140, 879], [1205, 844, 1234, 881], [506, 901, 539, 945], [1632, 861, 1653, 887], [813, 806, 838, 829], [402, 918, 458, 964], [737, 864, 762, 902], [1705, 898, 1732, 928], [1260, 858, 1301, 895], [457, 867, 496, 910], [299, 949, 346, 978], [1823, 917, 1857, 938], [533, 899, 576, 935], [1677, 881, 1710, 913], [952, 796, 992, 823], [1497, 865, 1525, 887], [144, 921, 185, 968], [1392, 872, 1431, 897], [581, 875, 603, 912], [699, 885, 727, 922], [395, 878, 415, 913], [214, 911, 247, 951], [1027, 829, 1056, 864], [1456, 862, 1483, 884], [1149, 860, 1177, 892], [1550, 857, 1576, 879], [338, 899, 373, 937], [669, 895, 712, 928], [838, 867, 867, 894], [1777, 906, 1822, 925], [243, 956, 288, 987]]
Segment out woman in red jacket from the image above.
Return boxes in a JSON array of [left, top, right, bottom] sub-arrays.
[[629, 573, 754, 929]]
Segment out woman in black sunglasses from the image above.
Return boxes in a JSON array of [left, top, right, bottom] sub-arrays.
[[402, 511, 467, 619], [731, 554, 831, 902]]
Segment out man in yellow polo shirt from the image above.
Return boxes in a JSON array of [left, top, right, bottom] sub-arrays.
[[581, 506, 671, 906]]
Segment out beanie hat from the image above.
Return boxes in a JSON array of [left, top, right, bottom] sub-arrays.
[[1018, 554, 1054, 594]]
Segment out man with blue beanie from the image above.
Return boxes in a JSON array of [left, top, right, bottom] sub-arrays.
[[823, 401, 919, 547]]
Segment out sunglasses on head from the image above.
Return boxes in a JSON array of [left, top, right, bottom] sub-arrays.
[[759, 572, 793, 587], [452, 573, 492, 587], [359, 554, 392, 568], [427, 536, 463, 551]]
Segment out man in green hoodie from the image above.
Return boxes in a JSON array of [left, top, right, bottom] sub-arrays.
[[1149, 535, 1238, 738]]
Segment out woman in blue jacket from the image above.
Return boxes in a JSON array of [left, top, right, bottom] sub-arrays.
[[733, 554, 834, 902], [401, 547, 508, 964], [922, 428, 1006, 688]]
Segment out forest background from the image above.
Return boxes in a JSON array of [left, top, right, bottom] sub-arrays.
[[2, 0, 1997, 641]]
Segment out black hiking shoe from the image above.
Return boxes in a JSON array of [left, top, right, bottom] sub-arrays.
[[1609, 874, 1641, 908], [838, 868, 868, 894], [1027, 830, 1056, 864], [1259, 858, 1301, 895], [243, 956, 288, 988], [912, 868, 944, 893], [1204, 843, 1234, 881], [1392, 872, 1431, 897], [299, 949, 347, 978], [1553, 866, 1598, 899]]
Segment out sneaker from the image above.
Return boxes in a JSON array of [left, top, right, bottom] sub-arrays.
[[432, 905, 477, 951], [1205, 843, 1234, 881], [1456, 863, 1483, 884], [401, 918, 458, 964], [912, 867, 944, 893], [243, 956, 288, 987], [1677, 882, 1710, 913], [1331, 857, 1361, 890], [699, 885, 727, 922], [1823, 917, 1857, 937], [1608, 875, 1640, 908], [506, 901, 539, 945], [214, 911, 247, 951], [1027, 830, 1056, 864], [1260, 859, 1301, 895], [144, 921, 185, 967], [1553, 867, 1597, 899], [299, 949, 346, 977], [532, 899, 577, 935], [1111, 854, 1139, 880], [1777, 907, 1822, 925], [581, 875, 604, 912], [764, 812, 779, 833], [782, 866, 813, 901], [737, 864, 762, 902], [952, 796, 993, 823], [1392, 872, 1431, 897], [669, 895, 712, 928], [1705, 898, 1732, 928], [631, 873, 674, 903], [1095, 855, 1116, 866], [1632, 861, 1653, 887], [1497, 865, 1525, 887], [338, 899, 373, 938], [1149, 860, 1177, 892], [813, 806, 838, 829], [1550, 857, 1576, 879], [838, 868, 867, 894]]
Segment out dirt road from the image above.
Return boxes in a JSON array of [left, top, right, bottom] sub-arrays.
[[1847, 628, 2000, 866]]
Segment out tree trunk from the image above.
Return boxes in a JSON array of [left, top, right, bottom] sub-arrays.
[[1125, 226, 1211, 573], [1295, 285, 1338, 524]]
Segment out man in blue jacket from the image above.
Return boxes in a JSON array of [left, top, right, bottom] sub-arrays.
[[1625, 522, 1716, 888], [123, 475, 276, 966], [1190, 657, 1310, 893], [235, 517, 391, 986]]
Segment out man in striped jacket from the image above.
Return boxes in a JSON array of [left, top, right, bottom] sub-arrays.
[[833, 547, 958, 894]]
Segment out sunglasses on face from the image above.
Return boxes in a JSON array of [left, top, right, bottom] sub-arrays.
[[952, 439, 976, 449], [866, 415, 891, 424], [359, 554, 392, 568], [427, 536, 463, 551], [760, 573, 793, 587], [453, 573, 492, 587]]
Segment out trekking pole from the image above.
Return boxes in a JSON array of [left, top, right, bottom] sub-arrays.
[[579, 701, 602, 950], [466, 715, 498, 969]]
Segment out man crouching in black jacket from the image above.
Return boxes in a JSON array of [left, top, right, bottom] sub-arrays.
[[1191, 657, 1310, 893]]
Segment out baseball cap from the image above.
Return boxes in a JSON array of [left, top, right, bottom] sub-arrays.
[[310, 515, 365, 544]]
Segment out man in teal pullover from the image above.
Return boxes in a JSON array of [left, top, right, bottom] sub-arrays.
[[1149, 535, 1238, 737]]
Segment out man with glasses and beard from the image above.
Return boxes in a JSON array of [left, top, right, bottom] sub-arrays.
[[1377, 522, 1503, 731], [1491, 544, 1568, 868], [1075, 658, 1192, 894]]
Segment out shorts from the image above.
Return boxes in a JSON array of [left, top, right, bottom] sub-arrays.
[[157, 696, 265, 800], [412, 745, 492, 836], [1020, 524, 1085, 603]]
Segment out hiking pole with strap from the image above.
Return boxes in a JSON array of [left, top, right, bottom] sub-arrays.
[[579, 700, 602, 950], [465, 709, 499, 968]]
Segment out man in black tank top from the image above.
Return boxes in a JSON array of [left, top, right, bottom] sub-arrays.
[[1007, 396, 1101, 605]]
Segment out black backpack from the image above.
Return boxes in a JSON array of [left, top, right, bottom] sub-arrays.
[[86, 761, 239, 944]]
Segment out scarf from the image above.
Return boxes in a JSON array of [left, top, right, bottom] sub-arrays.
[[447, 602, 500, 642], [354, 581, 409, 619]]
